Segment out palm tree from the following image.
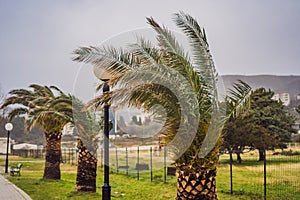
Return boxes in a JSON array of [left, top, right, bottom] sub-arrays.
[[72, 97, 100, 192], [1, 84, 74, 180], [73, 12, 251, 199], [2, 84, 100, 189]]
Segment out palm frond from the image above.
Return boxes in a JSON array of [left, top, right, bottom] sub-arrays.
[[49, 85, 67, 97], [73, 46, 133, 75], [129, 36, 161, 66], [146, 17, 194, 80], [7, 107, 28, 121], [226, 80, 252, 118], [174, 11, 219, 109]]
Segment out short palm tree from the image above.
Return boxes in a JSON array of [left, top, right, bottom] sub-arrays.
[[72, 97, 100, 192], [2, 84, 99, 190], [1, 84, 75, 180], [73, 12, 251, 199]]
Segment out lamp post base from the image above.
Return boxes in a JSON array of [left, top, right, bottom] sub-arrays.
[[5, 157, 8, 173], [102, 183, 111, 200]]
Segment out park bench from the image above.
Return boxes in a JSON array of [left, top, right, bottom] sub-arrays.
[[136, 163, 149, 170], [10, 163, 23, 176], [118, 165, 129, 169], [167, 167, 176, 176]]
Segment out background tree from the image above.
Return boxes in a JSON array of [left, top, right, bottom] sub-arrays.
[[222, 115, 254, 163], [72, 97, 100, 154], [73, 12, 251, 200], [223, 88, 297, 162], [1, 85, 74, 180]]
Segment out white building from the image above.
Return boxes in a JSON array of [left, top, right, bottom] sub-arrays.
[[272, 92, 290, 106], [13, 143, 43, 150]]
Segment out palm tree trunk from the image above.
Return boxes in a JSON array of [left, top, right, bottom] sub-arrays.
[[43, 132, 62, 180], [176, 168, 217, 200], [76, 140, 97, 192]]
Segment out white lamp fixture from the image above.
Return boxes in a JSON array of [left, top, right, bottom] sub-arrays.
[[93, 65, 113, 81], [5, 122, 13, 131]]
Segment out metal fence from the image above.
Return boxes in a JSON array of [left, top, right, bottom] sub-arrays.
[[221, 146, 300, 200], [103, 146, 175, 182], [12, 148, 44, 158], [11, 144, 300, 199]]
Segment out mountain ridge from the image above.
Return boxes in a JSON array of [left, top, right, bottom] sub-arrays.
[[221, 75, 300, 100]]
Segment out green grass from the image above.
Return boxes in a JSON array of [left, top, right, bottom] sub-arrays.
[[1, 150, 300, 199]]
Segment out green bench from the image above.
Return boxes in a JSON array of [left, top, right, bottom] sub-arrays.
[[10, 163, 23, 176]]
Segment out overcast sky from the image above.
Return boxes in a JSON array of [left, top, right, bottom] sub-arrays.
[[1, 0, 300, 101]]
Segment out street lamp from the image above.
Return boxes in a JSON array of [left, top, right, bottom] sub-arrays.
[[94, 65, 113, 200], [5, 122, 13, 173]]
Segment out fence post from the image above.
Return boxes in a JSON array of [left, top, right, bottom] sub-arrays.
[[264, 146, 267, 200], [229, 148, 233, 194], [126, 147, 128, 176], [116, 147, 119, 173], [75, 147, 78, 165], [100, 148, 103, 168], [68, 148, 71, 163], [150, 146, 153, 182], [164, 146, 166, 183], [64, 148, 66, 163], [71, 148, 73, 165], [137, 146, 140, 180], [60, 149, 62, 163]]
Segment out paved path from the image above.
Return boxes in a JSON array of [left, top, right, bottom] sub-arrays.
[[0, 167, 32, 200]]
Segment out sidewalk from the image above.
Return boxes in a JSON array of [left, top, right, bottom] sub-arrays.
[[0, 167, 32, 200]]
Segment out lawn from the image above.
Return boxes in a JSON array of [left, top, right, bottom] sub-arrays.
[[1, 150, 300, 200]]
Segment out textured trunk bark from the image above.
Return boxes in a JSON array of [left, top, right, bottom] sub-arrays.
[[236, 152, 242, 164], [76, 140, 97, 192], [43, 132, 61, 180], [176, 168, 218, 200], [258, 148, 265, 161]]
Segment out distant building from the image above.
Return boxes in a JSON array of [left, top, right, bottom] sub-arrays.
[[272, 92, 290, 106], [272, 93, 280, 101], [12, 143, 44, 158], [13, 143, 43, 150]]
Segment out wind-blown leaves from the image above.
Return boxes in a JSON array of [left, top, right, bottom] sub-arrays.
[[226, 80, 252, 119], [73, 11, 252, 169]]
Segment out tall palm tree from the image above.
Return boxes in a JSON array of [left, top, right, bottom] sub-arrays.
[[73, 12, 251, 199], [1, 84, 74, 180]]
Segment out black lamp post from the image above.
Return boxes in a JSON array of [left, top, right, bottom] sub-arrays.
[[102, 81, 111, 200], [5, 122, 13, 173], [94, 66, 112, 200]]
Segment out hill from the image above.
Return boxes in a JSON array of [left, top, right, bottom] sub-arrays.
[[221, 75, 300, 102]]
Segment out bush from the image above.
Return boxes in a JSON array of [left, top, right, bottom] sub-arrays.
[[277, 150, 300, 156]]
